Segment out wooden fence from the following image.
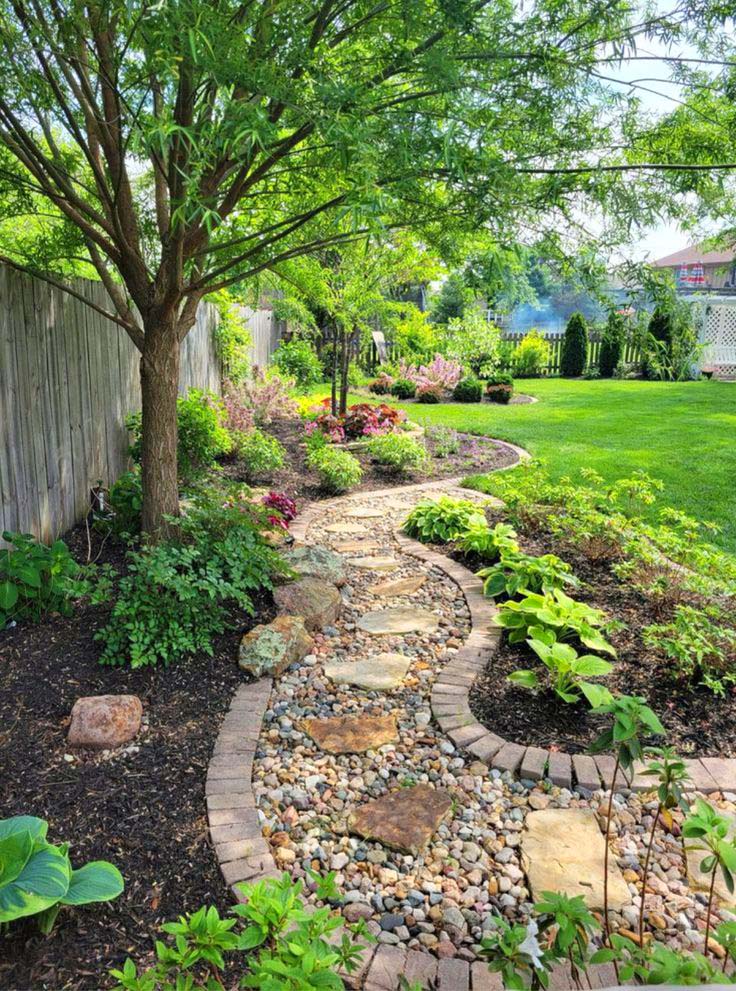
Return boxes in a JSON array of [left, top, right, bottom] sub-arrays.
[[0, 265, 221, 543], [239, 305, 285, 369], [498, 330, 642, 375]]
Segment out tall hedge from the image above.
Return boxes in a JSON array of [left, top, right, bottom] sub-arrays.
[[599, 312, 624, 377], [560, 311, 588, 377], [644, 305, 673, 379]]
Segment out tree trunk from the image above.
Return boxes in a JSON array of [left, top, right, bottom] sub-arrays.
[[140, 316, 181, 539], [330, 320, 339, 416], [339, 325, 350, 415]]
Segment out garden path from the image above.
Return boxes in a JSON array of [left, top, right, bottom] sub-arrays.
[[208, 477, 736, 989]]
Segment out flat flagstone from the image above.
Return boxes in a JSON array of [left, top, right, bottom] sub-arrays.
[[348, 784, 452, 854], [357, 606, 439, 635], [521, 808, 631, 911], [323, 652, 412, 690], [344, 506, 385, 519], [345, 556, 400, 572], [303, 713, 398, 753], [332, 539, 381, 554], [369, 575, 427, 597], [325, 521, 369, 534]]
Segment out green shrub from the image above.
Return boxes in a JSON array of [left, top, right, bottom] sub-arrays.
[[366, 434, 428, 474], [0, 531, 86, 627], [479, 549, 578, 599], [404, 496, 484, 543], [273, 338, 323, 390], [456, 520, 518, 560], [560, 312, 588, 377], [109, 873, 370, 991], [486, 372, 514, 387], [426, 424, 461, 457], [599, 312, 624, 377], [236, 428, 286, 481], [495, 587, 615, 655], [642, 605, 736, 696], [509, 637, 613, 707], [390, 377, 417, 399], [452, 376, 483, 402], [97, 501, 285, 667], [485, 372, 514, 403], [0, 815, 123, 933], [107, 469, 143, 536], [127, 390, 232, 483], [512, 330, 550, 377], [307, 446, 363, 493], [416, 383, 443, 403], [443, 310, 501, 376]]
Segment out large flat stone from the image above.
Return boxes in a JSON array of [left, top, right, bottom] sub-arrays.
[[349, 784, 452, 854], [325, 521, 369, 534], [344, 506, 385, 519], [283, 545, 348, 587], [323, 653, 412, 690], [239, 616, 313, 677], [521, 808, 631, 911], [370, 576, 427, 597], [346, 556, 400, 572], [357, 607, 439, 635], [332, 539, 380, 554], [303, 713, 398, 753], [273, 576, 342, 631], [686, 813, 736, 907]]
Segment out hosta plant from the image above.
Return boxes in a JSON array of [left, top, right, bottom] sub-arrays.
[[508, 633, 613, 706], [0, 816, 123, 933], [0, 531, 86, 627], [479, 550, 578, 599], [456, 521, 519, 561], [494, 588, 615, 655], [403, 497, 485, 544]]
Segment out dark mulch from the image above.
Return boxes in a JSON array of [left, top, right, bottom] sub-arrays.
[[0, 412, 516, 989], [468, 515, 736, 758], [222, 413, 517, 502], [0, 525, 268, 990]]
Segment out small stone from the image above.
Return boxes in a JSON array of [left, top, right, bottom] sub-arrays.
[[67, 695, 142, 750], [343, 902, 373, 923]]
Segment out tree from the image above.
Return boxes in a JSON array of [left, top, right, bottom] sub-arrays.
[[0, 0, 688, 534], [430, 274, 470, 325], [599, 311, 625, 377], [560, 312, 588, 376]]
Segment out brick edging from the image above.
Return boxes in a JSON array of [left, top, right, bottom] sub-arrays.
[[395, 529, 736, 796]]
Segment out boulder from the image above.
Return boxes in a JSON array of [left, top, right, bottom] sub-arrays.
[[283, 545, 348, 587], [67, 695, 142, 750], [273, 576, 342, 631], [238, 615, 313, 677]]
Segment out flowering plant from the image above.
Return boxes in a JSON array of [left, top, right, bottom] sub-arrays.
[[397, 353, 462, 393], [306, 402, 404, 442], [223, 368, 299, 431], [262, 491, 297, 525]]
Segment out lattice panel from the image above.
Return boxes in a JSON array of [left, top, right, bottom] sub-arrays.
[[703, 304, 736, 375]]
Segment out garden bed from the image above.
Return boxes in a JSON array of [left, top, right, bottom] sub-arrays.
[[0, 526, 268, 990], [223, 413, 518, 499], [467, 512, 736, 758]]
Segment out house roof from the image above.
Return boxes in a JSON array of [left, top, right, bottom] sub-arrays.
[[652, 244, 736, 268]]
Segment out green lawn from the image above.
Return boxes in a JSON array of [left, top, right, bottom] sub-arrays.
[[308, 379, 736, 552]]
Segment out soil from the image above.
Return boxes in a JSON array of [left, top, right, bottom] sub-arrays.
[[222, 413, 518, 501], [0, 523, 269, 990], [468, 513, 736, 758], [0, 410, 516, 989]]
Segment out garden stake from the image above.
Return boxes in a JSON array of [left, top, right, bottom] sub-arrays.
[[704, 862, 718, 959], [602, 753, 620, 945], [638, 804, 660, 946]]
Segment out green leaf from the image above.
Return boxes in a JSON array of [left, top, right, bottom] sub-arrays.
[[14, 845, 71, 899], [580, 682, 613, 708], [508, 670, 539, 689], [0, 816, 48, 843], [61, 861, 124, 905], [0, 830, 34, 886], [0, 580, 18, 611], [574, 656, 613, 677]]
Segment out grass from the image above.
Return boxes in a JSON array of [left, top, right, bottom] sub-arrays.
[[301, 379, 736, 552]]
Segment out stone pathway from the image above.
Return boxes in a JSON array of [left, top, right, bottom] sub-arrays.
[[208, 475, 736, 989]]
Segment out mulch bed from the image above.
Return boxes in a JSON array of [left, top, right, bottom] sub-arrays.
[[468, 513, 736, 758], [223, 413, 517, 500], [0, 525, 269, 990], [0, 412, 515, 989]]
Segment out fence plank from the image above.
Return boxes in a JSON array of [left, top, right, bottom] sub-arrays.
[[0, 265, 224, 542]]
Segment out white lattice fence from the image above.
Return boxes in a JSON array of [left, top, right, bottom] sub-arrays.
[[701, 302, 736, 378]]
